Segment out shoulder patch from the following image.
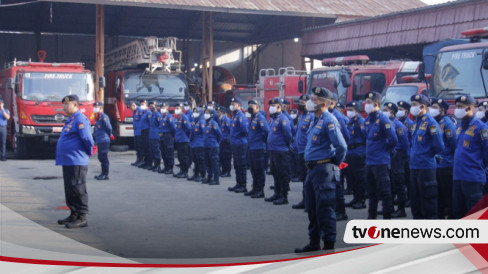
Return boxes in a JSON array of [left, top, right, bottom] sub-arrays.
[[445, 129, 452, 138], [385, 123, 391, 129], [481, 129, 488, 140], [430, 125, 437, 135], [78, 123, 84, 129], [456, 127, 461, 135], [282, 120, 286, 125], [328, 123, 335, 131], [396, 127, 404, 136]]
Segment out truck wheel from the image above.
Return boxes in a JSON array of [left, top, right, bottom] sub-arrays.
[[14, 136, 27, 159], [110, 145, 129, 152]]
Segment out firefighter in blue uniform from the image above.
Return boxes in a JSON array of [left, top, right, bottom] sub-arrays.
[[139, 101, 152, 169], [477, 101, 488, 124], [281, 98, 297, 185], [189, 107, 207, 182], [397, 100, 414, 207], [429, 98, 457, 219], [453, 95, 488, 219], [218, 107, 232, 177], [382, 102, 409, 218], [203, 107, 222, 185], [227, 97, 249, 193], [245, 99, 270, 198], [130, 102, 144, 167], [207, 100, 221, 126], [295, 87, 347, 253], [56, 95, 94, 229], [173, 104, 191, 178], [158, 103, 176, 174], [93, 101, 112, 180], [344, 101, 367, 210], [0, 99, 10, 161], [265, 98, 292, 205], [409, 94, 444, 219], [292, 95, 314, 210], [290, 108, 300, 182], [147, 101, 162, 172], [184, 101, 193, 121], [364, 92, 398, 219]]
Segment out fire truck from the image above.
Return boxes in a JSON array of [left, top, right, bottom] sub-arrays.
[[0, 53, 95, 158], [426, 27, 488, 114], [104, 37, 189, 143]]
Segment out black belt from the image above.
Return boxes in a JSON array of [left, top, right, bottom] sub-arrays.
[[305, 158, 332, 169], [348, 144, 364, 150]]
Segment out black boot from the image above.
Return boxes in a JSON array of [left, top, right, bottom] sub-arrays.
[[352, 200, 366, 209], [251, 190, 264, 198], [336, 202, 348, 221], [209, 180, 220, 185], [151, 161, 161, 172], [292, 200, 305, 209], [234, 185, 247, 193], [202, 177, 210, 184], [58, 212, 78, 225], [294, 241, 320, 253], [163, 168, 173, 175], [391, 207, 406, 218], [244, 189, 256, 196], [228, 185, 238, 192], [273, 195, 288, 205], [323, 241, 335, 250], [265, 193, 279, 202], [187, 173, 197, 181], [65, 213, 88, 228], [220, 171, 231, 177]]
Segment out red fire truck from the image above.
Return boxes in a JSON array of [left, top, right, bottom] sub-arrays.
[[0, 54, 95, 158], [104, 37, 189, 144]]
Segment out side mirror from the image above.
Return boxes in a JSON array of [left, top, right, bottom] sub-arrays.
[[340, 72, 351, 87], [483, 51, 488, 70], [7, 78, 15, 90], [418, 62, 426, 80], [298, 79, 305, 94], [99, 76, 106, 88]]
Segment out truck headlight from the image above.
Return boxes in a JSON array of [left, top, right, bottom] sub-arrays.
[[124, 117, 133, 123], [22, 126, 36, 135]]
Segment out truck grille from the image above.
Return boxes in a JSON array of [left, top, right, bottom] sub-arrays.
[[31, 114, 67, 124]]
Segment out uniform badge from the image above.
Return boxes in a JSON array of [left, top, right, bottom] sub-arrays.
[[430, 125, 437, 135], [313, 135, 317, 141], [206, 130, 209, 134], [260, 121, 264, 126], [252, 126, 255, 130], [195, 128, 198, 132], [463, 140, 470, 147], [282, 121, 286, 125], [396, 128, 404, 136], [466, 130, 474, 137], [418, 135, 423, 142], [385, 123, 391, 129], [97, 125, 101, 128], [273, 127, 276, 132], [481, 129, 488, 140], [445, 129, 452, 138], [163, 123, 165, 126], [376, 119, 380, 124], [78, 123, 84, 129], [328, 123, 335, 131], [374, 132, 378, 137]]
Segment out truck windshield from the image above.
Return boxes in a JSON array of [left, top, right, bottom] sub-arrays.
[[123, 72, 188, 100], [429, 48, 488, 99], [22, 72, 94, 102], [381, 85, 418, 106], [307, 70, 348, 104], [352, 73, 386, 102]]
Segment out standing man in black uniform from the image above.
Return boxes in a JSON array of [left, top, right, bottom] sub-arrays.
[[0, 99, 10, 161], [93, 101, 113, 180]]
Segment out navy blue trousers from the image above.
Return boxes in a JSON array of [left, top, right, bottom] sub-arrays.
[[410, 169, 438, 219], [219, 139, 232, 174], [62, 165, 88, 214], [366, 165, 392, 219], [232, 144, 248, 186], [249, 149, 266, 191], [205, 147, 220, 181], [159, 133, 174, 169], [97, 142, 110, 173], [452, 180, 484, 219]]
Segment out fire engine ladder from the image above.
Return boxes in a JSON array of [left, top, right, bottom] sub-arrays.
[[277, 67, 307, 98]]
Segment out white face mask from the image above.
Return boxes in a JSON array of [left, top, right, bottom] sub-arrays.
[[290, 114, 297, 119], [229, 105, 235, 112], [429, 108, 440, 118], [382, 111, 391, 118], [396, 110, 405, 118], [184, 106, 190, 111], [269, 106, 277, 114], [93, 107, 100, 114], [410, 106, 421, 117], [161, 108, 167, 114], [364, 103, 374, 114], [346, 111, 356, 119], [305, 100, 317, 112], [192, 112, 200, 118], [475, 111, 485, 120], [454, 108, 467, 119], [141, 105, 147, 110], [204, 113, 211, 120], [175, 109, 182, 115], [245, 112, 251, 118]]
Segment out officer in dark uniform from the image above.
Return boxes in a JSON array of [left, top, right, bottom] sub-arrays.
[[0, 99, 10, 161], [56, 95, 94, 229], [452, 95, 488, 219], [218, 107, 232, 177], [139, 101, 152, 169], [429, 98, 457, 219], [158, 103, 176, 174], [207, 100, 221, 126], [344, 101, 367, 209], [382, 102, 409, 218], [147, 101, 162, 171], [173, 104, 191, 178], [364, 92, 398, 219], [227, 97, 249, 193], [281, 98, 297, 185], [203, 107, 222, 185], [93, 101, 112, 180], [295, 87, 347, 253], [397, 100, 414, 207], [246, 100, 270, 198], [409, 94, 444, 219], [184, 101, 193, 120], [477, 101, 488, 123], [290, 108, 300, 182], [130, 102, 144, 166], [188, 107, 207, 182], [265, 98, 292, 205]]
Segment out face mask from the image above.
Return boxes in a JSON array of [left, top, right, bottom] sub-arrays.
[[93, 107, 100, 114], [175, 109, 182, 115], [429, 108, 440, 118], [410, 106, 421, 117], [229, 105, 235, 112], [269, 106, 277, 114], [346, 111, 356, 119], [247, 107, 254, 114], [161, 108, 167, 114], [207, 106, 214, 111], [305, 100, 317, 112], [298, 104, 306, 112], [245, 112, 251, 118], [454, 108, 467, 119], [382, 111, 391, 118], [192, 112, 200, 118], [396, 110, 405, 118], [364, 103, 374, 114], [184, 106, 190, 111], [141, 105, 147, 110], [290, 114, 297, 119], [475, 111, 485, 120], [204, 113, 211, 120]]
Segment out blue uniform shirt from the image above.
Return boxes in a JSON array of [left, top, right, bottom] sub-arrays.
[[453, 117, 488, 183], [392, 118, 409, 155], [220, 115, 231, 141], [282, 111, 296, 136], [267, 112, 292, 152], [332, 108, 350, 144], [304, 111, 347, 164], [365, 111, 398, 166], [399, 116, 414, 146], [230, 110, 248, 145], [175, 114, 191, 143], [296, 112, 314, 154], [133, 107, 143, 136], [190, 117, 206, 148], [94, 112, 112, 144], [56, 111, 94, 166], [436, 115, 457, 168], [409, 113, 444, 170], [0, 109, 9, 126], [140, 109, 150, 131], [185, 109, 193, 123], [148, 111, 162, 139], [204, 119, 222, 148], [346, 114, 367, 156], [159, 113, 176, 135], [248, 112, 270, 150]]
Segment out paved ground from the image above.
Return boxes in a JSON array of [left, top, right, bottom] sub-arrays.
[[0, 151, 412, 262]]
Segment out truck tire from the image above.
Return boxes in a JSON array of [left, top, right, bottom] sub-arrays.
[[14, 136, 27, 159], [110, 145, 129, 152]]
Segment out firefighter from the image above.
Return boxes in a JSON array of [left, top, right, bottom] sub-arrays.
[[158, 103, 176, 174], [188, 107, 206, 182], [139, 101, 152, 169], [294, 87, 347, 253], [397, 100, 414, 207], [429, 98, 457, 219], [281, 98, 297, 188], [452, 95, 488, 219], [147, 101, 162, 172], [0, 99, 10, 162], [477, 101, 488, 123], [173, 104, 191, 178], [218, 107, 232, 177], [203, 107, 222, 185], [290, 108, 300, 182], [130, 101, 144, 167], [93, 101, 113, 180], [227, 97, 249, 193], [207, 100, 221, 126], [56, 95, 94, 229], [409, 94, 444, 219], [364, 92, 398, 220]]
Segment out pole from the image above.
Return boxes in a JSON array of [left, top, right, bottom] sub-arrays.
[[95, 5, 105, 103]]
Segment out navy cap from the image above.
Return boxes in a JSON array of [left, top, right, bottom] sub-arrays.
[[431, 98, 449, 111], [298, 94, 309, 101], [410, 94, 430, 106], [230, 97, 243, 105], [397, 101, 411, 110], [94, 101, 103, 106], [149, 101, 157, 106], [336, 102, 344, 109], [160, 102, 169, 108], [217, 106, 229, 113], [364, 92, 382, 102], [61, 94, 79, 103], [269, 97, 282, 105], [248, 99, 259, 105], [311, 87, 333, 99], [455, 95, 476, 105], [331, 93, 339, 102], [291, 109, 298, 115], [479, 101, 488, 108], [383, 102, 398, 113], [281, 98, 290, 105], [140, 100, 148, 105], [346, 100, 360, 111]]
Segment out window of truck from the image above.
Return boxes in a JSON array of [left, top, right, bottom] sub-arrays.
[[22, 72, 94, 102], [352, 73, 386, 102], [307, 70, 348, 105], [123, 72, 188, 101], [381, 85, 418, 106]]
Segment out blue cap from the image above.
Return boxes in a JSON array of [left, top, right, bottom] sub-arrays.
[[383, 102, 398, 113], [365, 91, 382, 102], [410, 94, 430, 106], [311, 87, 333, 99], [479, 101, 488, 108], [94, 101, 103, 106], [397, 101, 411, 110], [431, 98, 449, 111], [281, 98, 290, 105], [455, 95, 476, 105], [346, 100, 360, 111], [248, 99, 259, 105], [230, 97, 243, 105], [62, 95, 79, 103], [269, 97, 282, 105], [336, 102, 344, 109], [298, 94, 309, 101], [331, 93, 339, 102]]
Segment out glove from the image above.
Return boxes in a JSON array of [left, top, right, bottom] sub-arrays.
[[110, 134, 115, 141], [92, 145, 97, 155], [338, 162, 348, 170]]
